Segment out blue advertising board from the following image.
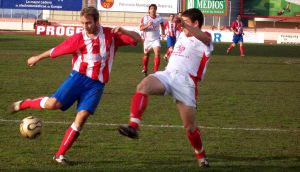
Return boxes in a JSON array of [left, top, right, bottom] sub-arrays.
[[0, 0, 82, 11]]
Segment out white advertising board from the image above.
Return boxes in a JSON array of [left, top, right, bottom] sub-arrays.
[[97, 0, 178, 13], [277, 33, 300, 44]]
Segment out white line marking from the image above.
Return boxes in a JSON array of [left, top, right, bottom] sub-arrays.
[[0, 118, 299, 132]]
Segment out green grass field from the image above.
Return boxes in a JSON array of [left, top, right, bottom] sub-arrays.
[[0, 34, 299, 171]]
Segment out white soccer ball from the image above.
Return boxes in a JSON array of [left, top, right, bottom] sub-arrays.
[[19, 116, 43, 139]]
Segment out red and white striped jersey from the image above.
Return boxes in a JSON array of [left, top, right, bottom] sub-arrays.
[[231, 20, 244, 34], [164, 21, 176, 37], [50, 26, 137, 83], [140, 15, 163, 41], [166, 32, 213, 81]]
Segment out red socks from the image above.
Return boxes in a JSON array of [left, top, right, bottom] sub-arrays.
[[227, 44, 234, 53], [56, 123, 80, 156], [129, 92, 148, 130], [187, 127, 206, 159], [143, 56, 149, 72], [154, 56, 160, 72], [240, 45, 245, 56], [164, 48, 172, 58], [20, 97, 48, 110]]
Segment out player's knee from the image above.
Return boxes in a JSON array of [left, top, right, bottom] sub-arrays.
[[136, 79, 150, 94], [184, 124, 197, 133], [44, 98, 61, 110], [136, 82, 146, 93]]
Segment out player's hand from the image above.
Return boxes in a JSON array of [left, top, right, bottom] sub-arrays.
[[147, 22, 153, 27], [161, 34, 166, 38], [111, 26, 124, 34], [27, 56, 39, 67]]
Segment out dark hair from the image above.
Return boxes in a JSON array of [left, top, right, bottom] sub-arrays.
[[148, 4, 157, 11], [80, 6, 99, 22], [182, 8, 204, 28]]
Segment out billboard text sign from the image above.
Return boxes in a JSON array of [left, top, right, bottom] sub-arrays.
[[1, 0, 82, 11], [186, 0, 228, 16]]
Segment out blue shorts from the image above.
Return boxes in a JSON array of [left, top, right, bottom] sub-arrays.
[[52, 71, 105, 114], [232, 34, 243, 44], [166, 36, 176, 48]]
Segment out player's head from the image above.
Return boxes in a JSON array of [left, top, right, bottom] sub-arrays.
[[169, 14, 175, 21], [148, 4, 157, 15], [177, 12, 182, 18], [80, 7, 100, 34], [236, 15, 241, 21], [181, 8, 204, 36]]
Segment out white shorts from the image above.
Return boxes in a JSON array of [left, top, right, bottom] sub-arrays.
[[143, 39, 161, 54], [151, 70, 197, 107]]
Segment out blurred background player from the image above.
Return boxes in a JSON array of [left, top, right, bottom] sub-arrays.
[[140, 4, 165, 76], [10, 6, 141, 165], [175, 11, 183, 38], [226, 15, 245, 57], [119, 8, 213, 168], [163, 14, 177, 62]]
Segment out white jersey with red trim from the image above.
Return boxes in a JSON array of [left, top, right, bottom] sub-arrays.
[[50, 26, 136, 83], [140, 15, 163, 41], [166, 32, 213, 81]]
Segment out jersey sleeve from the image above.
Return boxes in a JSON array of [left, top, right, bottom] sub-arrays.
[[50, 33, 82, 58], [231, 21, 237, 32], [114, 33, 137, 47]]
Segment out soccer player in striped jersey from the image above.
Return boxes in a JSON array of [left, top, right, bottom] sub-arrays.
[[226, 15, 245, 57], [163, 14, 177, 62], [10, 6, 141, 165], [119, 8, 213, 168], [140, 4, 165, 76]]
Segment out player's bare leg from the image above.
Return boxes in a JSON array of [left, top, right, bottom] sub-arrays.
[[176, 101, 209, 168], [54, 110, 90, 165], [142, 53, 150, 76], [239, 42, 245, 57], [153, 47, 161, 72], [119, 75, 165, 138], [164, 46, 173, 63]]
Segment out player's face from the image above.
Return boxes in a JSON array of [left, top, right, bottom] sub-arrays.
[[80, 15, 99, 34], [237, 15, 241, 21], [182, 16, 198, 37], [169, 14, 174, 21], [178, 12, 182, 18], [149, 6, 157, 16]]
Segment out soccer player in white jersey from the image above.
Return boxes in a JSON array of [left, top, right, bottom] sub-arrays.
[[119, 8, 213, 168], [140, 4, 165, 76], [10, 7, 141, 165]]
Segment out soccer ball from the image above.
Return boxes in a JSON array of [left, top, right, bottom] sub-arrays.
[[19, 116, 43, 139]]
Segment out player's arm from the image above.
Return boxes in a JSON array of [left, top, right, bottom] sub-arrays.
[[160, 22, 166, 37], [231, 22, 239, 34], [27, 49, 51, 67], [140, 22, 153, 31], [181, 21, 211, 46], [27, 34, 81, 67], [112, 26, 142, 45]]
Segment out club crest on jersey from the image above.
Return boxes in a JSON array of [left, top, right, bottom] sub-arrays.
[[101, 0, 114, 9], [176, 45, 186, 54]]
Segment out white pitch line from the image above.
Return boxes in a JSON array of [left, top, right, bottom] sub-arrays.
[[0, 118, 299, 132]]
